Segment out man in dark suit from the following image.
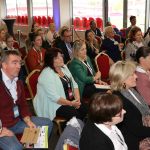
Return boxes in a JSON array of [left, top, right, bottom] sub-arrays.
[[55, 26, 73, 64], [89, 20, 102, 38]]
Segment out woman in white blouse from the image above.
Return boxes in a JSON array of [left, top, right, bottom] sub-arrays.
[[80, 93, 127, 150]]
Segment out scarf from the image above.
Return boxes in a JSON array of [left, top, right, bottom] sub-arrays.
[[120, 88, 150, 116]]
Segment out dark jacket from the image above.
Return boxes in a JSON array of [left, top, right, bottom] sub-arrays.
[[101, 38, 122, 62], [69, 57, 95, 97], [79, 120, 114, 150], [114, 91, 150, 150], [55, 39, 73, 64]]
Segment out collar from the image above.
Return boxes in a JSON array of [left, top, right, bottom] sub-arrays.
[[95, 123, 116, 136], [136, 66, 148, 74], [1, 69, 18, 84]]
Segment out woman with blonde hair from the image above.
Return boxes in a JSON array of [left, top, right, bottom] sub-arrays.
[[109, 61, 150, 150], [69, 40, 107, 100], [101, 26, 122, 62]]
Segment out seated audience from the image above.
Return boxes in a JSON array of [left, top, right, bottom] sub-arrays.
[[69, 40, 107, 99], [35, 28, 51, 49], [0, 27, 6, 51], [125, 26, 146, 60], [28, 22, 40, 43], [4, 34, 17, 51], [109, 61, 150, 150], [88, 20, 102, 38], [126, 16, 136, 38], [135, 46, 150, 106], [0, 50, 53, 150], [26, 33, 46, 72], [46, 22, 58, 46], [80, 93, 127, 150], [101, 26, 122, 62], [4, 34, 27, 81], [33, 48, 87, 121], [144, 27, 150, 47], [85, 30, 100, 70], [106, 21, 122, 36], [55, 26, 73, 64]]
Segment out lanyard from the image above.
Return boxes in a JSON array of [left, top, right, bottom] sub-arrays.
[[58, 73, 71, 87], [58, 73, 74, 100], [3, 82, 17, 104], [33, 47, 43, 65], [82, 61, 94, 76]]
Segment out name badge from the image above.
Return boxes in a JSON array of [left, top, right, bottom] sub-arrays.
[[13, 105, 19, 118]]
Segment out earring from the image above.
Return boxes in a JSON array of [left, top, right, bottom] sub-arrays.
[[123, 83, 126, 89]]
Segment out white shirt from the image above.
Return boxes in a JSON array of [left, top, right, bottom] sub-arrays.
[[65, 42, 72, 58], [95, 123, 128, 150], [1, 69, 18, 103]]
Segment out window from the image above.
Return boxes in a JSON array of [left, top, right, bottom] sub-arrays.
[[6, 0, 17, 16], [17, 0, 27, 16], [32, 0, 47, 17], [47, 0, 53, 17], [108, 0, 123, 30], [128, 0, 146, 32], [73, 0, 103, 30]]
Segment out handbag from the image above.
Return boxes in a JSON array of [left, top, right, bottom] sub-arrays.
[[139, 116, 150, 150]]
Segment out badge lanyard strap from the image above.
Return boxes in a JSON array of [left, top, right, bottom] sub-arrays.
[[82, 61, 94, 76], [58, 73, 71, 88], [3, 83, 17, 104], [33, 47, 43, 65]]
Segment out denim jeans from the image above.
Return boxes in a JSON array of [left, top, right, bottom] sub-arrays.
[[0, 116, 53, 150]]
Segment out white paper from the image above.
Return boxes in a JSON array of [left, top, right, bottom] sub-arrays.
[[94, 84, 111, 89]]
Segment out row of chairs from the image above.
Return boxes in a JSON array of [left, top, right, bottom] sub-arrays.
[[74, 17, 103, 30], [33, 16, 54, 26], [6, 15, 54, 26]]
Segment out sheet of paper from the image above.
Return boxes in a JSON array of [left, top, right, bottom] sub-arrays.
[[94, 84, 111, 89]]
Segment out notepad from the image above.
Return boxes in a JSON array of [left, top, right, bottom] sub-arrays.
[[94, 84, 111, 89]]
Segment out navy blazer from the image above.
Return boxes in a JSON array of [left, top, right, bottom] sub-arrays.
[[79, 120, 114, 150], [114, 91, 150, 150], [55, 39, 73, 64], [101, 38, 122, 62]]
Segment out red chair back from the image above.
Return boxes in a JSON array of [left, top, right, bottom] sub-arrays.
[[26, 69, 41, 99], [96, 17, 103, 31], [95, 52, 110, 80], [63, 144, 78, 150], [74, 17, 82, 29]]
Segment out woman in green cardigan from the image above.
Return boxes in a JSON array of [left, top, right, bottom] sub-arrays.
[[69, 40, 107, 99]]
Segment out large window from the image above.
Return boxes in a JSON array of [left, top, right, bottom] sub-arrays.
[[128, 0, 146, 32], [73, 0, 102, 18], [73, 0, 103, 30], [108, 0, 123, 30], [17, 0, 27, 16], [32, 0, 53, 17], [6, 0, 17, 16]]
